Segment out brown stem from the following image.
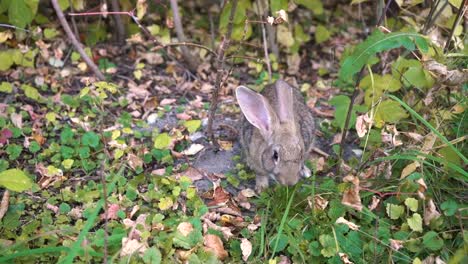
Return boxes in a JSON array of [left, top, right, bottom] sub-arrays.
[[206, 0, 239, 145], [256, 0, 272, 82], [67, 0, 80, 38], [51, 0, 105, 80], [111, 0, 126, 44], [444, 0, 467, 51], [339, 67, 366, 167], [169, 0, 201, 72]]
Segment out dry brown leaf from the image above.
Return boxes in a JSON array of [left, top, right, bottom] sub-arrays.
[[308, 195, 329, 210], [424, 60, 468, 86], [240, 238, 252, 261], [10, 113, 23, 128], [416, 178, 427, 199], [339, 252, 354, 264], [100, 204, 120, 220], [176, 112, 192, 120], [202, 218, 234, 240], [389, 239, 404, 251], [401, 161, 420, 179], [182, 144, 204, 156], [120, 237, 147, 257], [204, 234, 228, 260], [46, 203, 59, 214], [127, 153, 143, 170], [336, 217, 360, 230], [0, 190, 10, 220], [341, 175, 363, 211], [177, 222, 194, 237], [174, 167, 204, 181], [160, 98, 177, 106], [424, 199, 441, 225], [368, 196, 381, 211], [356, 113, 372, 138]]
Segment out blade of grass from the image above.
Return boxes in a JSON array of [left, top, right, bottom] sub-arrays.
[[270, 187, 297, 258], [0, 246, 68, 262], [58, 166, 124, 264], [387, 94, 467, 164], [371, 152, 467, 180], [257, 199, 270, 259]]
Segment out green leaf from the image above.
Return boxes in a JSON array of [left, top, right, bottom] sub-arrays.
[[82, 131, 100, 148], [440, 200, 458, 216], [402, 67, 434, 89], [0, 168, 33, 192], [407, 213, 423, 232], [373, 99, 408, 128], [62, 159, 74, 169], [319, 234, 337, 257], [422, 231, 444, 251], [78, 146, 90, 159], [270, 0, 287, 12], [360, 74, 402, 106], [386, 203, 404, 219], [154, 133, 171, 149], [158, 197, 173, 210], [296, 0, 324, 14], [329, 95, 367, 130], [44, 28, 59, 39], [315, 25, 331, 44], [0, 51, 15, 71], [20, 84, 41, 101], [6, 144, 22, 160], [0, 82, 13, 93], [28, 141, 40, 153], [338, 30, 427, 84], [60, 127, 75, 143], [183, 120, 201, 134], [59, 202, 71, 214], [143, 247, 162, 264], [9, 0, 33, 28], [404, 197, 418, 212], [269, 234, 288, 253]]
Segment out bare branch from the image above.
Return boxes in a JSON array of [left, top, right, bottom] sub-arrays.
[[51, 0, 105, 80]]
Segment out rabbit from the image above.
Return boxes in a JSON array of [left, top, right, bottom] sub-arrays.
[[235, 79, 315, 191]]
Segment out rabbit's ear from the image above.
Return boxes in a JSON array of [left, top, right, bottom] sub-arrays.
[[275, 80, 295, 123], [236, 86, 276, 139]]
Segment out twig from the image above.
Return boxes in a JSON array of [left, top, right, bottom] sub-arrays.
[[339, 67, 366, 167], [67, 0, 80, 39], [444, 0, 467, 51], [376, 0, 393, 26], [206, 0, 239, 145], [51, 0, 105, 80], [256, 0, 272, 82], [111, 0, 126, 44], [169, 0, 200, 71]]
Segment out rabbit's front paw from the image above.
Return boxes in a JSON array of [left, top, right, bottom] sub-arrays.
[[255, 175, 269, 193]]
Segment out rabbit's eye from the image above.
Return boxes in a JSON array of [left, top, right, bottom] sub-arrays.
[[272, 150, 279, 163]]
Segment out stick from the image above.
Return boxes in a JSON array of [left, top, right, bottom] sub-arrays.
[[206, 0, 239, 145], [444, 0, 467, 52], [51, 0, 105, 80]]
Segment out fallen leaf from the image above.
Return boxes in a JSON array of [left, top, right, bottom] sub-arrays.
[[341, 175, 363, 211], [204, 234, 228, 260], [127, 153, 143, 170], [355, 113, 372, 138], [120, 237, 147, 257], [308, 195, 329, 210], [10, 113, 23, 128], [401, 161, 420, 179], [339, 252, 354, 264], [160, 98, 176, 106], [177, 222, 194, 237], [389, 239, 404, 251], [368, 196, 381, 211], [240, 238, 252, 261], [336, 217, 360, 230], [100, 204, 120, 220], [182, 144, 204, 155], [174, 167, 204, 181], [46, 203, 59, 214], [424, 199, 441, 225], [0, 190, 10, 220]]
